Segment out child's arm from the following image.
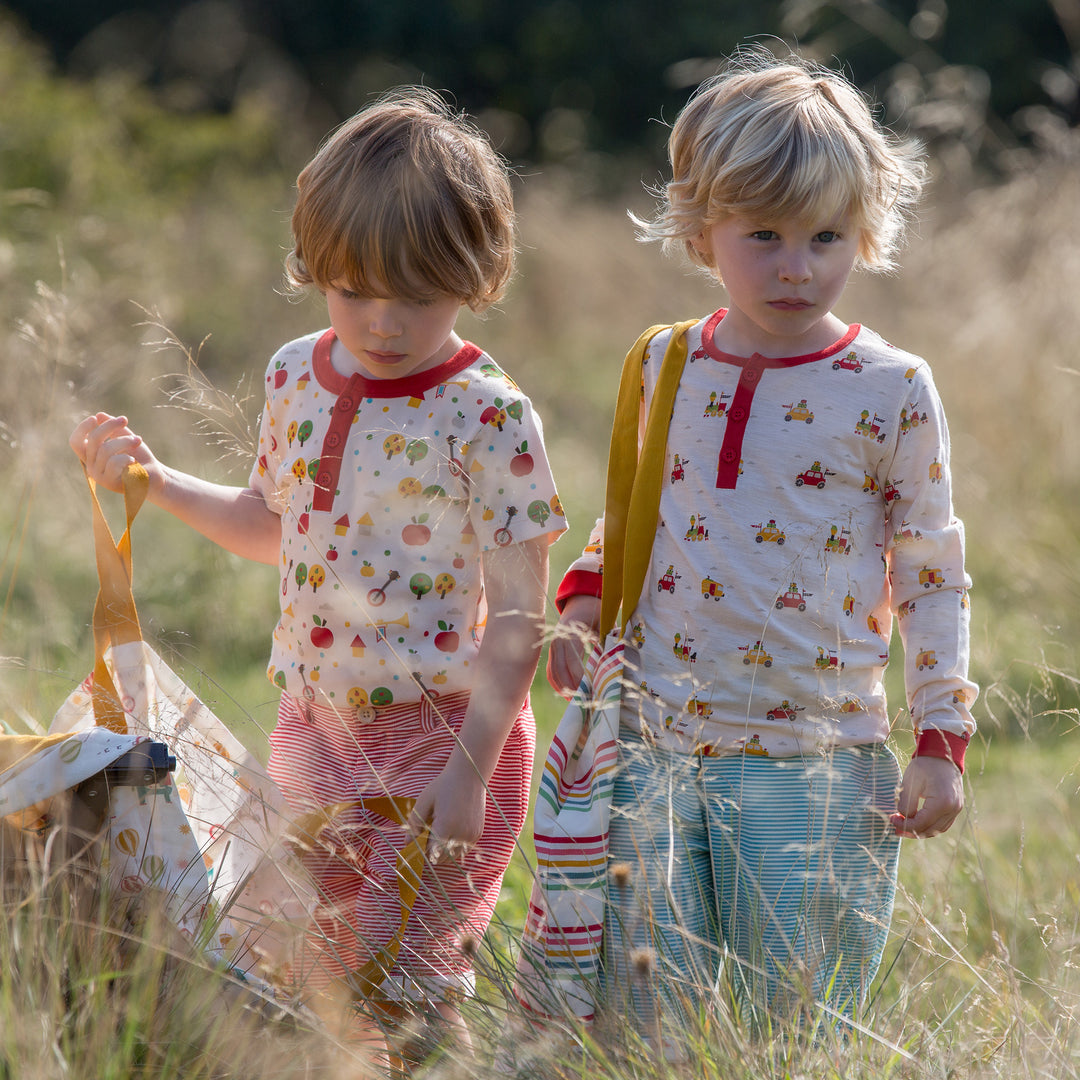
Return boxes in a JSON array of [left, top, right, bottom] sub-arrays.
[[71, 412, 281, 566], [884, 365, 976, 838], [410, 535, 549, 856]]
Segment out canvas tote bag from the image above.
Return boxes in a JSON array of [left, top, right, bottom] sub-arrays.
[[42, 463, 315, 977]]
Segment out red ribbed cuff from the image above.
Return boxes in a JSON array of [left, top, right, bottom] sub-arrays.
[[914, 728, 969, 773], [555, 569, 603, 613]]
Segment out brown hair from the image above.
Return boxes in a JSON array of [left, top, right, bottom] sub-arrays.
[[639, 49, 926, 274], [287, 87, 515, 311]]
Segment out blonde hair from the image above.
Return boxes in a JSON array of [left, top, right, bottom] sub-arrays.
[[640, 49, 926, 273], [287, 87, 515, 312]]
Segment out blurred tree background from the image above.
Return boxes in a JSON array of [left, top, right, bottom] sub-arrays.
[[5, 0, 1078, 184]]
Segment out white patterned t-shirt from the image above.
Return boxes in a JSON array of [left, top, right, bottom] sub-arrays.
[[249, 328, 565, 711]]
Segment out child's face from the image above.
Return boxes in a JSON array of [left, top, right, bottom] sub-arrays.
[[325, 283, 463, 380], [693, 212, 859, 357]]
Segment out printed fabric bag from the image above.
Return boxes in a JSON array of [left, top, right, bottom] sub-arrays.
[[513, 637, 624, 1020], [42, 463, 316, 979], [514, 320, 695, 1021], [0, 729, 147, 830]]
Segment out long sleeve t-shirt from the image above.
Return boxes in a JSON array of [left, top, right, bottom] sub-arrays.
[[558, 312, 976, 765]]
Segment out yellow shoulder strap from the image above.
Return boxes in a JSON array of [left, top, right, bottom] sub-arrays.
[[601, 319, 697, 636]]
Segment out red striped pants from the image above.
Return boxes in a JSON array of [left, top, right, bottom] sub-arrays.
[[266, 690, 534, 1003]]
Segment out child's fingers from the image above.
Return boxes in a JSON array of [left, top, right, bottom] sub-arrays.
[[76, 415, 147, 491], [891, 803, 960, 838], [72, 413, 128, 460], [69, 413, 116, 461], [891, 785, 962, 837], [427, 838, 472, 865], [546, 612, 601, 695], [893, 754, 963, 838], [545, 639, 584, 696]]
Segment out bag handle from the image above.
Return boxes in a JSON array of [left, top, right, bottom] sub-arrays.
[[87, 462, 149, 732], [601, 320, 697, 637], [346, 796, 430, 1001], [293, 795, 431, 1001]]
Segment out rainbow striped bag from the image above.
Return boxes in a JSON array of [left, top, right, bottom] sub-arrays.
[[513, 637, 624, 1021]]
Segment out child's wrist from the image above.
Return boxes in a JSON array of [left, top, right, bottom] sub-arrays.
[[444, 741, 496, 788], [914, 728, 969, 773]]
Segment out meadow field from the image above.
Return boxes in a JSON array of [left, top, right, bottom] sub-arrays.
[[2, 17, 1080, 1077]]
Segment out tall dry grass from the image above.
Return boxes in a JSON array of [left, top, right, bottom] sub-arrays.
[[2, 18, 1080, 1075], [4, 162, 1079, 1079]]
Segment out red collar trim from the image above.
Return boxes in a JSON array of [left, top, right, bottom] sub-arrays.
[[700, 309, 860, 367], [310, 328, 482, 398]]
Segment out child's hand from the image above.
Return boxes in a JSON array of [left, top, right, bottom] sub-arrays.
[[72, 411, 280, 564], [70, 413, 162, 495], [411, 754, 486, 865], [546, 594, 602, 695], [891, 754, 964, 838]]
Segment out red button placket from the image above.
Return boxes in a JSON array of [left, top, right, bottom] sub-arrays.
[[715, 358, 765, 490], [311, 373, 364, 513]]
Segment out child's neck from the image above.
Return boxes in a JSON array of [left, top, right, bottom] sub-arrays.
[[712, 308, 850, 359], [328, 331, 465, 381]]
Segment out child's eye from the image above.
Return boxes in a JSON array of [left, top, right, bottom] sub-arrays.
[[750, 230, 778, 241], [335, 287, 360, 301], [815, 230, 842, 243]]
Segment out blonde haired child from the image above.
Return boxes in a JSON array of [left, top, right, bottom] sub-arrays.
[[73, 87, 564, 1058], [547, 50, 976, 1040]]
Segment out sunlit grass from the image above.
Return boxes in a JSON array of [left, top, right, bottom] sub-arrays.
[[2, 17, 1080, 1077]]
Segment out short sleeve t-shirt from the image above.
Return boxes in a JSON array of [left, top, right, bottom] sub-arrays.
[[249, 329, 565, 711]]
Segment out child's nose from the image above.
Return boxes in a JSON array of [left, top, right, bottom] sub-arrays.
[[779, 249, 812, 283], [369, 301, 403, 337]]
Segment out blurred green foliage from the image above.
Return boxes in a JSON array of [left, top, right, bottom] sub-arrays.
[[2, 0, 1077, 182]]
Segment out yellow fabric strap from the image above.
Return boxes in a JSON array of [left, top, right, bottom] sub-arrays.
[[293, 795, 430, 1001], [87, 463, 149, 733], [601, 320, 697, 637]]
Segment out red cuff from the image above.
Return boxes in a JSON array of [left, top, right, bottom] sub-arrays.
[[555, 569, 603, 613], [914, 728, 969, 773]]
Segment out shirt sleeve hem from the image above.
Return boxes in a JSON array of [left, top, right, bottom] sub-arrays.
[[555, 569, 603, 613], [914, 728, 969, 773]]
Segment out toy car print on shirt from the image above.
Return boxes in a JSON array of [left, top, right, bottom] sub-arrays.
[[587, 310, 975, 759]]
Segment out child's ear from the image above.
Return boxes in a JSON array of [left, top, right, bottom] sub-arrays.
[[688, 230, 716, 270]]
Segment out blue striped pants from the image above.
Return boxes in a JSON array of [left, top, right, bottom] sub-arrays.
[[601, 729, 901, 1032]]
